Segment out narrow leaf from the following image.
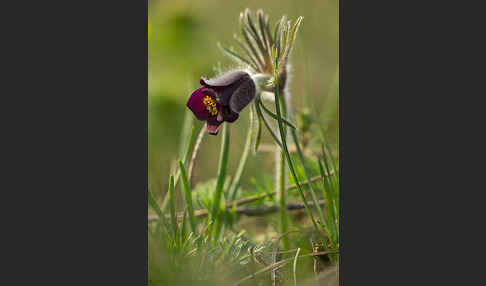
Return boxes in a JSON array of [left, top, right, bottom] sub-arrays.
[[211, 123, 230, 245], [168, 175, 177, 237], [245, 9, 266, 56], [233, 34, 261, 71], [257, 10, 269, 53], [254, 100, 283, 148], [217, 42, 256, 70], [179, 160, 197, 234], [240, 13, 265, 70]]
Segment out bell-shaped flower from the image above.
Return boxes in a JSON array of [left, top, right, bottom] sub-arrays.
[[186, 70, 256, 135]]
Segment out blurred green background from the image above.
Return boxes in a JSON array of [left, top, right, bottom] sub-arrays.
[[149, 0, 338, 199]]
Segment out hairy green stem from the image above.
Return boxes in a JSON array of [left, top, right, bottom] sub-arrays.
[[276, 90, 290, 249], [277, 146, 289, 249]]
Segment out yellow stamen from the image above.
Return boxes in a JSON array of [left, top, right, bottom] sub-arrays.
[[203, 96, 218, 116]]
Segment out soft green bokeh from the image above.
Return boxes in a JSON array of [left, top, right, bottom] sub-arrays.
[[149, 0, 338, 199]]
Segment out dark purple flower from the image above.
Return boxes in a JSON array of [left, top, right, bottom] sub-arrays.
[[186, 71, 256, 135]]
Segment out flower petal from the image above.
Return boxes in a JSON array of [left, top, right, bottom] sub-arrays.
[[186, 87, 210, 120], [202, 72, 253, 107], [221, 106, 239, 123], [200, 71, 248, 87], [206, 117, 223, 135], [229, 75, 256, 113]]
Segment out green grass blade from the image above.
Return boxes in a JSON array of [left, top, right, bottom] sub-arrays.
[[181, 210, 188, 242], [179, 160, 197, 234], [211, 123, 230, 244], [168, 175, 177, 238]]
